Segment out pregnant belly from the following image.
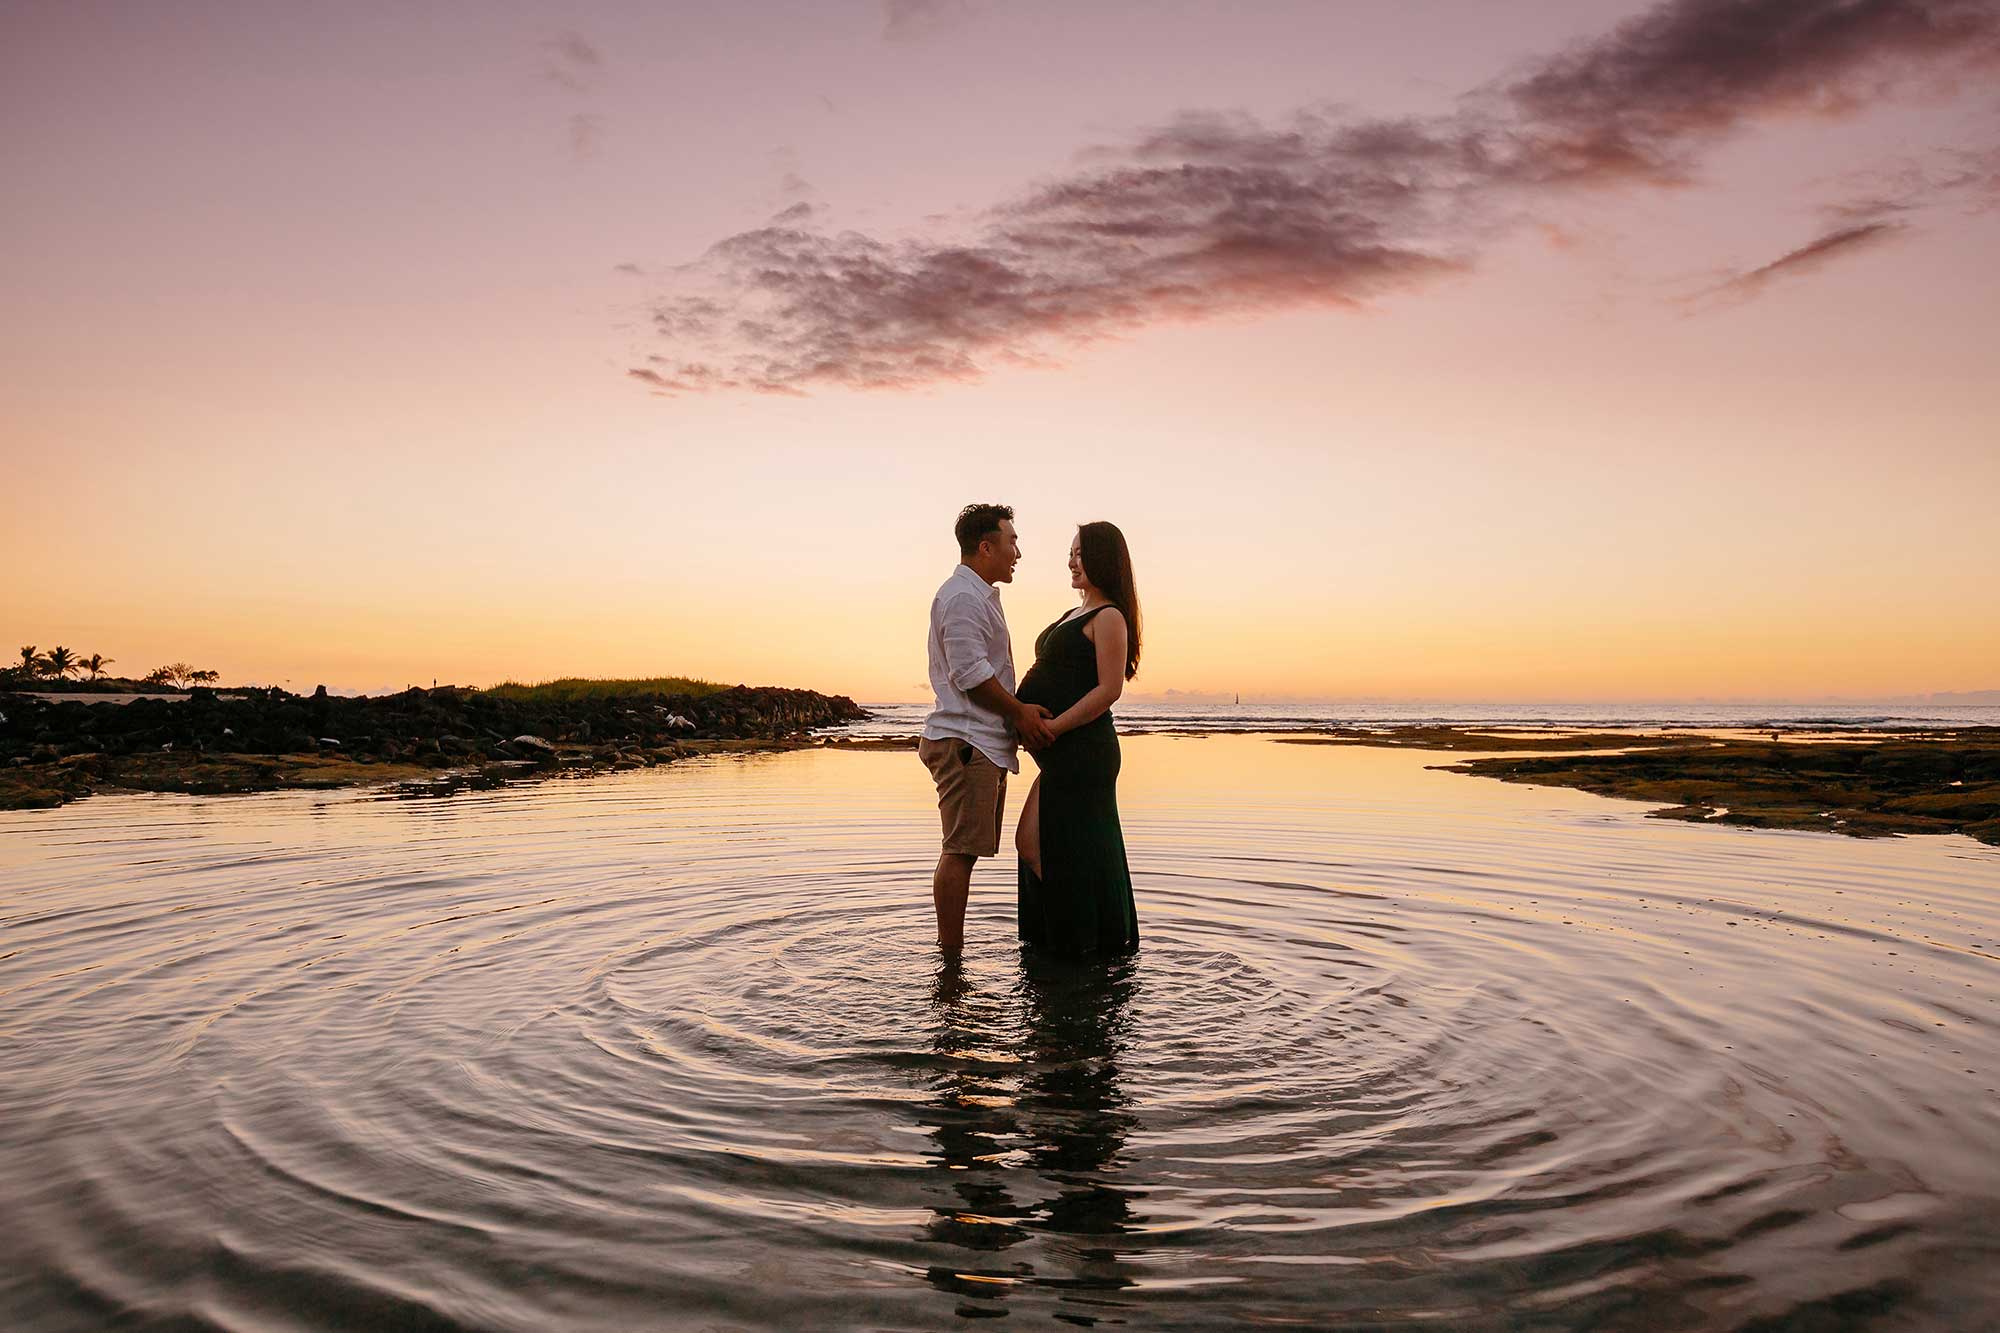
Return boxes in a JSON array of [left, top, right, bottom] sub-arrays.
[[1016, 667, 1075, 714]]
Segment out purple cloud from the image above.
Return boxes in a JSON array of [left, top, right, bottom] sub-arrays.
[[1699, 220, 1909, 302], [543, 31, 603, 93], [883, 0, 971, 43], [634, 0, 2000, 395], [1820, 143, 2000, 223], [1498, 0, 2000, 185]]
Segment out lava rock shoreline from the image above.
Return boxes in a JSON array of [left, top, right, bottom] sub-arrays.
[[0, 684, 869, 810], [1278, 725, 2000, 845], [1430, 728, 2000, 846]]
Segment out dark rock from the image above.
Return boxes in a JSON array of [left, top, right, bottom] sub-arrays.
[[0, 680, 871, 806]]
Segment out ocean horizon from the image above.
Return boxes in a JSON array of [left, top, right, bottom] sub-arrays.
[[847, 698, 2000, 736]]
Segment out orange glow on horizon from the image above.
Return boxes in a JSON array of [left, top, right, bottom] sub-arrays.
[[3, 4, 1994, 701]]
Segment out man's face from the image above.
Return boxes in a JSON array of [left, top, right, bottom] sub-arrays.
[[984, 519, 1021, 583]]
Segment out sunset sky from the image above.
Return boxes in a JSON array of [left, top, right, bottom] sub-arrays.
[[5, 0, 1997, 701]]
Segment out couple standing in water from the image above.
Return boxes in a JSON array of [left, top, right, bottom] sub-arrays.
[[920, 503, 1142, 957]]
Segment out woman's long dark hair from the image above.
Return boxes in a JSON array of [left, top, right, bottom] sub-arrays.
[[1077, 521, 1142, 680]]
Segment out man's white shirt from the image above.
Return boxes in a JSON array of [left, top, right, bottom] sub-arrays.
[[923, 563, 1019, 772]]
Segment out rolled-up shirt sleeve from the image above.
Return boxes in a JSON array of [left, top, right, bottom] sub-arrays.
[[938, 595, 998, 692], [923, 567, 1018, 772]]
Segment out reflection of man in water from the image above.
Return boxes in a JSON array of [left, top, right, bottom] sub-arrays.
[[917, 962, 1031, 1260], [920, 504, 1055, 952]]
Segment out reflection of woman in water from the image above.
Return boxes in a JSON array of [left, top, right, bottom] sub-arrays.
[[1014, 521, 1142, 956], [1014, 953, 1140, 1246]]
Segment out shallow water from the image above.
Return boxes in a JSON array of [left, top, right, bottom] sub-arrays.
[[2, 736, 1996, 1329]]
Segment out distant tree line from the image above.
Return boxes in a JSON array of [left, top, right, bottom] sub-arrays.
[[144, 663, 221, 688], [5, 645, 219, 691]]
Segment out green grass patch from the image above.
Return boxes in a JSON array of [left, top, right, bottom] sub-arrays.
[[483, 676, 728, 702]]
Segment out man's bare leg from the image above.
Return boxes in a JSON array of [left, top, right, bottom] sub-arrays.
[[933, 852, 976, 951]]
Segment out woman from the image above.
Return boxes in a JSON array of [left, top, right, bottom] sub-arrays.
[[1014, 521, 1142, 956]]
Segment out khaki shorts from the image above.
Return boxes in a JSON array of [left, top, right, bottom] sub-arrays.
[[919, 736, 1009, 857]]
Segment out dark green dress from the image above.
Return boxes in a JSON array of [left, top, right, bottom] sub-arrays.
[[1015, 605, 1139, 956]]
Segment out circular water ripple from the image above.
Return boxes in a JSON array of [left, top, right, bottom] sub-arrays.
[[2, 740, 1997, 1329]]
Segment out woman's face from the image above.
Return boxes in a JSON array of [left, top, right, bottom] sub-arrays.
[[1068, 536, 1088, 593]]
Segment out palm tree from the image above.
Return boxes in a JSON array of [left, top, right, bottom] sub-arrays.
[[41, 646, 78, 679], [81, 653, 114, 680], [18, 645, 38, 675]]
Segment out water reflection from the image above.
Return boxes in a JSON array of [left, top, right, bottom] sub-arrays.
[[4, 738, 1997, 1328], [919, 960, 1029, 1247], [917, 952, 1140, 1319]]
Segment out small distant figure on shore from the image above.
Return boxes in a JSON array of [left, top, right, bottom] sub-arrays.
[[918, 505, 1141, 957]]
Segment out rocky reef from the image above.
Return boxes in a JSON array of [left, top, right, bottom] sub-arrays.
[[0, 684, 868, 809], [1434, 729, 2000, 846]]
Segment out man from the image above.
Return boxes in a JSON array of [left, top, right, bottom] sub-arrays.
[[920, 503, 1056, 951]]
